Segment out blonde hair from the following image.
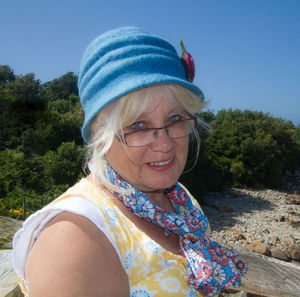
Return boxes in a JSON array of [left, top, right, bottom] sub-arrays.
[[85, 84, 208, 192]]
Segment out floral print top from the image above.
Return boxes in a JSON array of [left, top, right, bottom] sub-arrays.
[[13, 178, 216, 297]]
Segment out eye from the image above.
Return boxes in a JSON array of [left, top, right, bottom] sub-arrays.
[[168, 114, 184, 123], [129, 121, 145, 130]]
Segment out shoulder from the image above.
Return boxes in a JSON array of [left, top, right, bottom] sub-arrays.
[[26, 212, 129, 297]]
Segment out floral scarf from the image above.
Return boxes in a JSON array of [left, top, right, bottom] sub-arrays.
[[106, 165, 247, 296]]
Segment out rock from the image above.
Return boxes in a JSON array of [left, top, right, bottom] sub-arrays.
[[227, 228, 247, 241], [201, 182, 300, 295], [0, 217, 23, 250], [270, 235, 280, 244], [284, 237, 294, 247], [247, 241, 269, 255], [288, 209, 300, 217], [282, 237, 297, 257], [4, 286, 24, 297], [228, 189, 242, 198], [261, 228, 270, 234], [228, 227, 239, 233], [285, 217, 292, 225], [290, 194, 300, 205], [283, 218, 300, 228], [0, 250, 23, 297], [236, 232, 246, 241], [216, 206, 234, 213], [240, 240, 248, 248], [291, 220, 300, 228], [220, 290, 248, 296], [290, 249, 300, 261], [270, 247, 289, 261], [234, 246, 300, 297]]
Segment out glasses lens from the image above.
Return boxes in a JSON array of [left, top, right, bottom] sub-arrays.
[[125, 130, 153, 147], [124, 118, 195, 147], [168, 119, 195, 138]]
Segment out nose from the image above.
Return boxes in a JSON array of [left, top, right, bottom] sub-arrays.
[[150, 128, 174, 152]]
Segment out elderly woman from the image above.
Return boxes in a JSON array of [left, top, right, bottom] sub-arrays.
[[13, 26, 246, 297]]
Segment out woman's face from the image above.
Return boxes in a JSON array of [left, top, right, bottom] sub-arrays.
[[106, 95, 189, 194]]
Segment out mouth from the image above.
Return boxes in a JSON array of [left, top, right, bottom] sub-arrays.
[[146, 158, 175, 171], [149, 159, 173, 166]]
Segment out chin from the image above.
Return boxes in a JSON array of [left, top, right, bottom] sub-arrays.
[[145, 176, 180, 191]]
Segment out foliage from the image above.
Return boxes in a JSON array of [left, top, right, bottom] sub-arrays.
[[42, 141, 85, 186], [0, 66, 84, 217], [181, 109, 300, 196], [295, 124, 300, 164], [295, 124, 300, 146], [0, 65, 15, 85], [41, 72, 78, 102]]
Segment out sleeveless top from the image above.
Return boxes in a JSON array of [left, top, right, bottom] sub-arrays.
[[13, 178, 215, 297]]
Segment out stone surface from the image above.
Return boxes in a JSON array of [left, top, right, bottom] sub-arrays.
[[201, 172, 300, 296], [221, 290, 249, 296], [247, 241, 269, 255], [270, 247, 289, 261], [0, 217, 23, 249], [4, 286, 23, 297], [202, 184, 300, 263], [235, 232, 246, 241], [289, 194, 300, 205], [291, 249, 300, 260], [0, 250, 20, 297], [231, 246, 300, 297]]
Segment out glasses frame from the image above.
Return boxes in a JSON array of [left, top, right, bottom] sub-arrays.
[[120, 115, 198, 147]]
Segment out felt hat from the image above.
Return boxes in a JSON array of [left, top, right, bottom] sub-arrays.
[[78, 26, 204, 143]]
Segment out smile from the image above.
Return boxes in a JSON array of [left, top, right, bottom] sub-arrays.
[[149, 159, 173, 166]]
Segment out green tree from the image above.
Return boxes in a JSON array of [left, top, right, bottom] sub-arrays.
[[295, 124, 300, 165], [42, 141, 84, 186], [4, 73, 42, 103], [200, 109, 298, 189], [295, 124, 300, 146], [0, 67, 85, 217], [41, 72, 78, 103], [0, 65, 15, 85]]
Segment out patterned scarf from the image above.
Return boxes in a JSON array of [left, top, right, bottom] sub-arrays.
[[106, 165, 247, 296]]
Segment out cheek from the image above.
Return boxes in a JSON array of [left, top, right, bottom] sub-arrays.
[[177, 139, 189, 164], [106, 140, 145, 178], [106, 141, 126, 171]]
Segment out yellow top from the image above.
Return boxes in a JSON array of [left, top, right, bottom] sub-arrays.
[[15, 178, 215, 297]]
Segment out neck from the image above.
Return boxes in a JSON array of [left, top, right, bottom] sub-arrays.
[[146, 190, 164, 203], [144, 189, 175, 212]]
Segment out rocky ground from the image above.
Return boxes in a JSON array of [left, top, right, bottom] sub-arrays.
[[202, 171, 300, 265], [0, 217, 22, 250]]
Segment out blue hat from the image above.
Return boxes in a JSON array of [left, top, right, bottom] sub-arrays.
[[78, 26, 204, 143]]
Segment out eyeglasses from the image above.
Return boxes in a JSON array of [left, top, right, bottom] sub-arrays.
[[119, 116, 197, 147]]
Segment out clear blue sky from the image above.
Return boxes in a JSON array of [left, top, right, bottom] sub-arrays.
[[1, 0, 299, 125]]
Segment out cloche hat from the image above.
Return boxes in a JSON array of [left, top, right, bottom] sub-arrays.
[[78, 26, 204, 143]]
